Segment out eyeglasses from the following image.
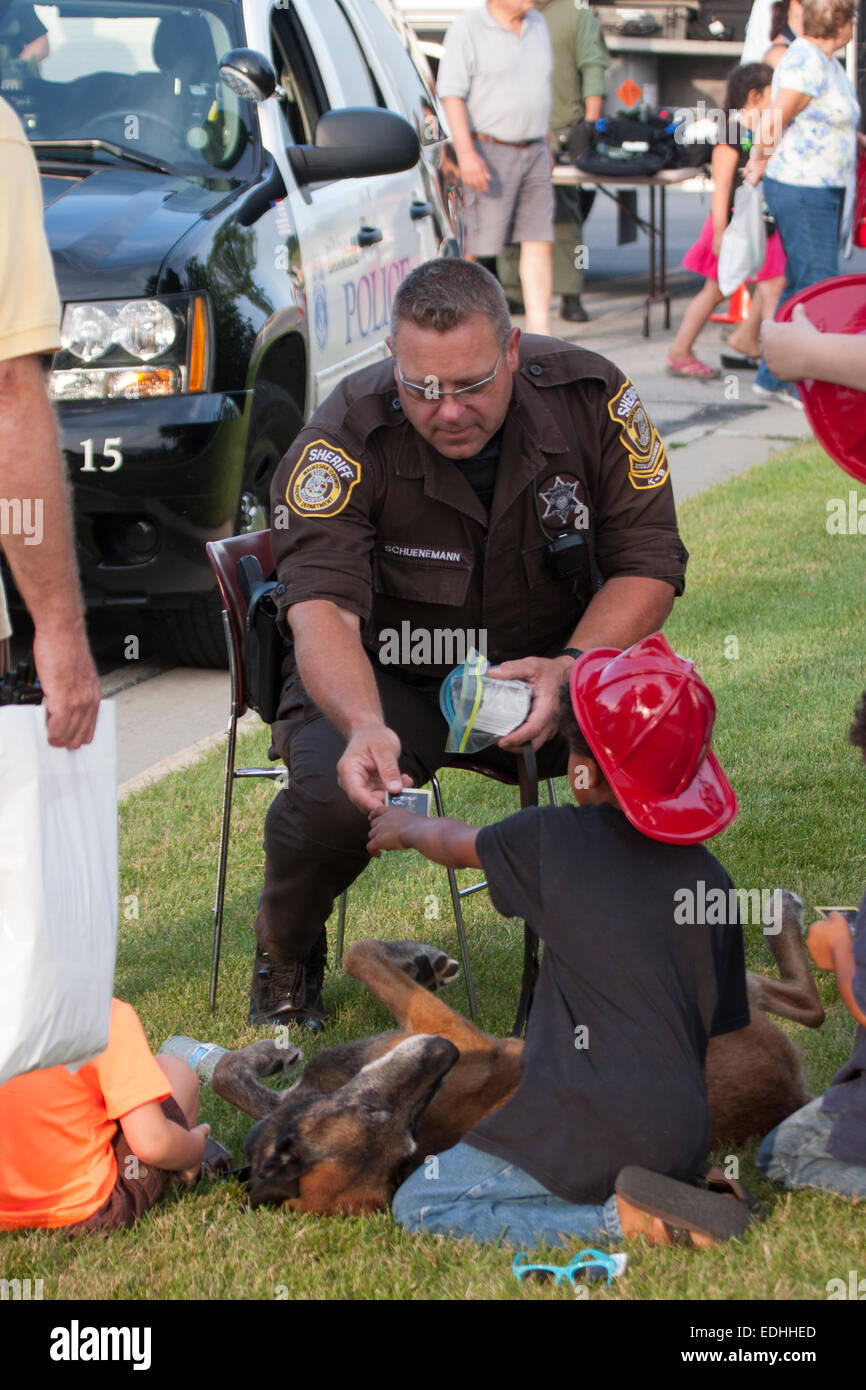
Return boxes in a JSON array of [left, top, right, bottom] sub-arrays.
[[512, 1249, 628, 1289], [396, 345, 506, 403]]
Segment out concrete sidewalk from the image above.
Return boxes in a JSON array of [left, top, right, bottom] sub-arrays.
[[111, 665, 257, 800], [112, 184, 844, 791]]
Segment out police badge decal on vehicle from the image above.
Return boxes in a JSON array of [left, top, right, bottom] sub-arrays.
[[285, 440, 362, 518], [607, 381, 669, 490]]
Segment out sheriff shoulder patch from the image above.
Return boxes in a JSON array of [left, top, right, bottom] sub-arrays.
[[285, 439, 362, 518], [607, 380, 669, 490]]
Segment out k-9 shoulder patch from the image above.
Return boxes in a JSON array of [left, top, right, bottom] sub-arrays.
[[607, 379, 669, 490], [285, 439, 362, 518]]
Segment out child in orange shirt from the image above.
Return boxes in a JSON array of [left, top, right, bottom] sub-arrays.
[[0, 998, 219, 1232]]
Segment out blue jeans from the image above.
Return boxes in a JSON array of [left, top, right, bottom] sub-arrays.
[[757, 1097, 866, 1198], [391, 1141, 622, 1248], [755, 178, 845, 394]]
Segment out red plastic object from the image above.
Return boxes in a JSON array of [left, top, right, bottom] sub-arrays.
[[569, 634, 737, 845], [854, 154, 866, 250], [776, 274, 866, 486], [710, 283, 752, 323]]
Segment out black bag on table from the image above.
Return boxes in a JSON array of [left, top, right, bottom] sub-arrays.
[[567, 109, 708, 177]]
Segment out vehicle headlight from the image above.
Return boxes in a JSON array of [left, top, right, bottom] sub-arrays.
[[61, 304, 115, 361], [114, 300, 177, 360], [50, 293, 210, 402]]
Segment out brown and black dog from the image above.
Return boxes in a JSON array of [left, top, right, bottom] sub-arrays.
[[211, 890, 824, 1216]]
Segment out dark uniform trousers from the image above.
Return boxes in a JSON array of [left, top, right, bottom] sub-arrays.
[[255, 663, 569, 963]]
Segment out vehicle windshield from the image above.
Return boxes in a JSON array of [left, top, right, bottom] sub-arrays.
[[1, 0, 257, 175]]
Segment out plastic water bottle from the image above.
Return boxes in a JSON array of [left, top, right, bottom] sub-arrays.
[[160, 1035, 228, 1084]]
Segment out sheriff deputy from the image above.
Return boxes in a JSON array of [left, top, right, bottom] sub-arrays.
[[250, 258, 688, 1029]]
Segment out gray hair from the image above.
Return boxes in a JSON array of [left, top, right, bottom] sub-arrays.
[[801, 0, 855, 37], [390, 258, 511, 343]]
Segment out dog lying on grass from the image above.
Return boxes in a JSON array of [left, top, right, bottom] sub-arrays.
[[211, 890, 823, 1216]]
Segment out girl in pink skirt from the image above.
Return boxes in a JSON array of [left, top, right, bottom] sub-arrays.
[[668, 63, 787, 378]]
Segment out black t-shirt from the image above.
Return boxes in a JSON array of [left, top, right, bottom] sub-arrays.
[[821, 883, 866, 1164], [470, 803, 750, 1204], [452, 428, 502, 514]]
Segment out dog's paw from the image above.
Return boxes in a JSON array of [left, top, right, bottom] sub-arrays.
[[382, 939, 460, 991], [237, 1037, 304, 1078], [763, 888, 804, 937]]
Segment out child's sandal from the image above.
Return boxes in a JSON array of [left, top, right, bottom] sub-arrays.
[[202, 1137, 233, 1180], [696, 1163, 764, 1218], [615, 1165, 756, 1247], [666, 353, 721, 380]]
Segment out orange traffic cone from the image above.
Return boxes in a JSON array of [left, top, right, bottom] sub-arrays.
[[711, 284, 752, 323]]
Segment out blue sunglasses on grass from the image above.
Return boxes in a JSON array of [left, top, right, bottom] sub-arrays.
[[512, 1249, 628, 1289]]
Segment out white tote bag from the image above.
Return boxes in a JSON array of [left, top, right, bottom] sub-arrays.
[[717, 182, 767, 296], [0, 702, 117, 1084]]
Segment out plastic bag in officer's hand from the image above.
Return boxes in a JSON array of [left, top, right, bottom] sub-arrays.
[[440, 648, 532, 754]]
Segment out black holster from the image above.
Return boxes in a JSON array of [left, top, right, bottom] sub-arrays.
[[238, 555, 292, 726]]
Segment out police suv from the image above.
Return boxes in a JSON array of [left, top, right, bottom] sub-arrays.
[[4, 0, 460, 663]]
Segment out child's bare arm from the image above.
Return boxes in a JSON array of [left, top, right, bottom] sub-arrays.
[[807, 915, 866, 1028], [367, 805, 481, 869], [710, 143, 739, 254], [119, 1101, 210, 1179], [761, 304, 866, 390]]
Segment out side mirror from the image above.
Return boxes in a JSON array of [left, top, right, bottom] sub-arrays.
[[219, 48, 277, 103], [288, 108, 420, 185]]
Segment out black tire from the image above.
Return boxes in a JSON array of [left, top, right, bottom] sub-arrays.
[[158, 594, 229, 669], [238, 381, 303, 534], [154, 380, 303, 668]]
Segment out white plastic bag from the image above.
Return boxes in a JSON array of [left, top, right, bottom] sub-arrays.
[[0, 702, 117, 1083], [717, 183, 766, 296]]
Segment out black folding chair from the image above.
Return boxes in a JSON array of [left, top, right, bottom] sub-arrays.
[[204, 530, 333, 1011]]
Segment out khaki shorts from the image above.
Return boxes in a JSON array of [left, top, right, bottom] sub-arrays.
[[63, 1096, 188, 1234], [463, 138, 554, 258]]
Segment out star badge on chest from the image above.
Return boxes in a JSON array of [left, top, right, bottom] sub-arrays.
[[538, 474, 584, 527]]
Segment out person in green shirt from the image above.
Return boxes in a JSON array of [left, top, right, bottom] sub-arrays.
[[498, 0, 609, 322]]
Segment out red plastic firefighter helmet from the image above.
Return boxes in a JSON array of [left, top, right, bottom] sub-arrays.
[[775, 274, 866, 486], [569, 633, 738, 844]]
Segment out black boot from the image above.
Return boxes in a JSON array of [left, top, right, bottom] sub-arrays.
[[561, 294, 589, 322], [248, 934, 326, 1032]]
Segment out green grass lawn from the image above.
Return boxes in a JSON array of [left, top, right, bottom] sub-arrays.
[[5, 441, 866, 1301]]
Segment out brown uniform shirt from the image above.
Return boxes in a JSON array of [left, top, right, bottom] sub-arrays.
[[270, 335, 687, 677]]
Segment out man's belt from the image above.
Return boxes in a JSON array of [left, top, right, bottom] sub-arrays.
[[473, 133, 543, 149]]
